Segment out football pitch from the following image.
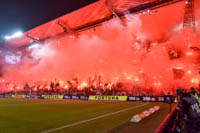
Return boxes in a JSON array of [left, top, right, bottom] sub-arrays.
[[0, 99, 170, 133]]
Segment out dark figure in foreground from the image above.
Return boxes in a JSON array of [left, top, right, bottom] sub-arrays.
[[173, 88, 200, 133]]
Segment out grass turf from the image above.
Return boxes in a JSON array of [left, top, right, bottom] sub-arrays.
[[0, 99, 170, 133]]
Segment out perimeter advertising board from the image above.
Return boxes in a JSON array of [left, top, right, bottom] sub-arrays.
[[0, 94, 5, 98], [89, 95, 128, 101], [42, 95, 64, 99], [11, 94, 26, 98]]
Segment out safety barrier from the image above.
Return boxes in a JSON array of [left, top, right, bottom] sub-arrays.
[[154, 104, 177, 133]]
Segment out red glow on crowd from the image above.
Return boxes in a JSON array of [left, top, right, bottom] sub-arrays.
[[0, 0, 200, 95]]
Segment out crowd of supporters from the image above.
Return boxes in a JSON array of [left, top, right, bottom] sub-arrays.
[[0, 77, 172, 97]]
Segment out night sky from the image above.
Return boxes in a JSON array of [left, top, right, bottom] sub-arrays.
[[0, 0, 98, 39]]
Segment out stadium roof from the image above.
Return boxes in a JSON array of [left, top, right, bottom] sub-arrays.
[[5, 0, 153, 47]]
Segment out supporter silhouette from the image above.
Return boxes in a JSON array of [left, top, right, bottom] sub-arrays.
[[174, 88, 200, 133]]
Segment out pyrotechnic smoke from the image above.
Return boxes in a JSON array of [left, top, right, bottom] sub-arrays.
[[1, 1, 200, 93]]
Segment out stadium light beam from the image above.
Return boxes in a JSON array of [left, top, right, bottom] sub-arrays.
[[4, 31, 23, 40]]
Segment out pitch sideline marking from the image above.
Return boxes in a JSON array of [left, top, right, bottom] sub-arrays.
[[41, 102, 149, 133]]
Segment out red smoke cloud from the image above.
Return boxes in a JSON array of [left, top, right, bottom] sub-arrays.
[[1, 1, 200, 93]]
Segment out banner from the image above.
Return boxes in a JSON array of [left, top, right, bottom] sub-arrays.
[[173, 68, 185, 79], [135, 97, 141, 101], [42, 95, 64, 99], [0, 94, 5, 98], [72, 96, 79, 99], [80, 96, 88, 100], [5, 94, 12, 98], [128, 96, 136, 101], [142, 97, 151, 101], [89, 95, 128, 101], [63, 96, 71, 99], [158, 97, 165, 102], [11, 94, 26, 98], [150, 97, 156, 102], [129, 96, 157, 102]]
